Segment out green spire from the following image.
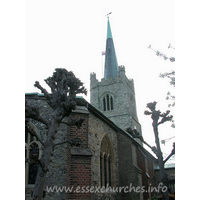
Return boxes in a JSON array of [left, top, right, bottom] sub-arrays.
[[104, 18, 118, 80], [107, 18, 113, 39]]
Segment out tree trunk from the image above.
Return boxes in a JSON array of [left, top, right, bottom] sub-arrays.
[[32, 116, 59, 200], [153, 122, 169, 200]]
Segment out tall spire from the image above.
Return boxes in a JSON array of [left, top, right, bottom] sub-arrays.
[[104, 17, 118, 80]]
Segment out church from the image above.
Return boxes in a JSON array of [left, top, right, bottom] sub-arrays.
[[25, 17, 157, 200]]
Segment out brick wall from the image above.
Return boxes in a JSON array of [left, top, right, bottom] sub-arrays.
[[69, 112, 89, 148], [66, 154, 92, 200], [66, 111, 93, 200]]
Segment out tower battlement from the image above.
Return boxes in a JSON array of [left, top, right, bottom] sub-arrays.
[[90, 72, 98, 89], [90, 65, 134, 92], [90, 72, 96, 77], [119, 65, 125, 72]]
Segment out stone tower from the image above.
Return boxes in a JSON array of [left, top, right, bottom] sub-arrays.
[[90, 17, 142, 143]]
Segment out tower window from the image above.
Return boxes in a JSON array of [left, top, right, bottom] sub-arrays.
[[103, 97, 106, 111], [110, 96, 113, 110], [107, 94, 110, 110], [103, 94, 114, 111]]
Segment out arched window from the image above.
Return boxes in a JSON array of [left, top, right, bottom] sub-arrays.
[[108, 156, 111, 186], [106, 94, 110, 110], [103, 98, 106, 111], [28, 142, 39, 184], [110, 96, 113, 110], [104, 154, 107, 187], [25, 122, 42, 186], [103, 94, 114, 111], [100, 134, 115, 187], [100, 152, 103, 187]]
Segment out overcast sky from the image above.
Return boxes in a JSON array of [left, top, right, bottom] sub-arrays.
[[25, 0, 175, 161]]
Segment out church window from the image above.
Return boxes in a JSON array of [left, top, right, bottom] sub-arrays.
[[108, 156, 111, 186], [106, 94, 110, 110], [110, 96, 113, 110], [103, 97, 106, 111], [100, 153, 103, 187], [25, 122, 42, 186], [100, 134, 115, 187], [103, 94, 114, 111], [28, 142, 39, 184], [104, 155, 107, 186]]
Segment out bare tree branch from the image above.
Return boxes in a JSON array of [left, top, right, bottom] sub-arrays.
[[126, 127, 160, 156], [34, 81, 51, 100], [164, 143, 175, 164], [160, 71, 175, 87], [144, 110, 152, 115], [157, 110, 173, 126], [163, 152, 174, 164]]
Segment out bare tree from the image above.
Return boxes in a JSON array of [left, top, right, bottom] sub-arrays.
[[25, 68, 87, 200], [148, 44, 175, 62], [148, 43, 175, 128], [160, 71, 175, 116], [144, 101, 175, 200]]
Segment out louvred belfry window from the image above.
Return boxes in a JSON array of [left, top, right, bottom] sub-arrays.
[[103, 94, 114, 111]]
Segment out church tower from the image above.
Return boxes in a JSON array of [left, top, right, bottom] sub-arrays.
[[90, 17, 142, 143]]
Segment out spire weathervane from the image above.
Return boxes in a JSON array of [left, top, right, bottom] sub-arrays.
[[105, 12, 112, 18]]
